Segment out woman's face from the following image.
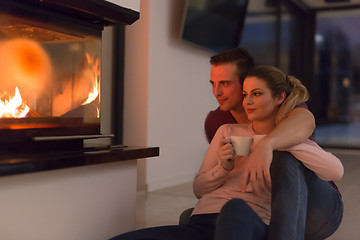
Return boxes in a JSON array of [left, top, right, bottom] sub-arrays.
[[242, 76, 284, 122]]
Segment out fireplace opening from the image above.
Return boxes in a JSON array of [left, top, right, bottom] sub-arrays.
[[0, 8, 101, 148]]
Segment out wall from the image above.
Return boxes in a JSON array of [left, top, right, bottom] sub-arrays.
[[106, 0, 140, 12], [124, 0, 218, 191], [123, 0, 150, 190], [0, 161, 137, 240]]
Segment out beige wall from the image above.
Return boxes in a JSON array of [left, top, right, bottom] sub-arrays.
[[0, 161, 137, 240], [123, 0, 150, 190], [124, 0, 218, 191], [106, 0, 140, 11]]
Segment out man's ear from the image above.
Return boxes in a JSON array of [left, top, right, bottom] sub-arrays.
[[276, 92, 286, 105]]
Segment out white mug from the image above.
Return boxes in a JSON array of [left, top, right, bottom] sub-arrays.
[[227, 136, 253, 156]]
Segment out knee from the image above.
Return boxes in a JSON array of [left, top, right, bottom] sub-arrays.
[[218, 199, 264, 230], [270, 151, 304, 182], [271, 151, 301, 173], [272, 151, 296, 166], [220, 198, 250, 216]]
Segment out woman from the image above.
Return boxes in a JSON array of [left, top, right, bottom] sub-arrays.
[[207, 65, 344, 240], [108, 65, 343, 240]]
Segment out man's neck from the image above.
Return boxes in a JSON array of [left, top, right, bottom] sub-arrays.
[[230, 109, 250, 124]]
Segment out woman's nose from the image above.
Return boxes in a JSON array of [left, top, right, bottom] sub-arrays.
[[244, 95, 253, 104]]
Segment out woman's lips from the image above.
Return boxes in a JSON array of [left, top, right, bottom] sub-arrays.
[[246, 108, 255, 113]]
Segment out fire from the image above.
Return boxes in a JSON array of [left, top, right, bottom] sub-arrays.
[[81, 54, 100, 105], [52, 52, 101, 118], [0, 87, 30, 118], [81, 53, 100, 117], [0, 38, 51, 99], [0, 39, 100, 119]]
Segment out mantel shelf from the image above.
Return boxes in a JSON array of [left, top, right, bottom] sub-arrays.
[[0, 145, 159, 177]]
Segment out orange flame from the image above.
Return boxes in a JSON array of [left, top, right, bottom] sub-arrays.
[[0, 87, 30, 118], [52, 53, 101, 117], [81, 53, 100, 117]]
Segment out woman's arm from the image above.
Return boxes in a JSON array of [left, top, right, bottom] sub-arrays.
[[282, 140, 344, 181], [239, 108, 316, 194], [193, 125, 233, 199]]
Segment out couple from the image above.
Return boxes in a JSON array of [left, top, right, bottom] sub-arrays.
[[109, 48, 344, 240]]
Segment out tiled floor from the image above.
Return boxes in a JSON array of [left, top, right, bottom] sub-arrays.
[[136, 181, 197, 229], [136, 150, 360, 239]]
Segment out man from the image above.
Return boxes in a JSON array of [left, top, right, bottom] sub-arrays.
[[205, 47, 315, 193]]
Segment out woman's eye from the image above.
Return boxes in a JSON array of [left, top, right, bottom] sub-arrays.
[[253, 92, 262, 96]]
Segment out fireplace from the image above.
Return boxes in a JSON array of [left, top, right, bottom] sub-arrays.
[[0, 0, 159, 176], [0, 0, 137, 152], [0, 22, 102, 145]]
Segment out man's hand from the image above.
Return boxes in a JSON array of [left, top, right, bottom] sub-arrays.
[[218, 138, 236, 171], [239, 137, 273, 195]]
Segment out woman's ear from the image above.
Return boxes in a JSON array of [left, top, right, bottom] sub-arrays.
[[276, 92, 286, 105]]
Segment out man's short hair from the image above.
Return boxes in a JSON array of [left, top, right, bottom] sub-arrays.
[[210, 47, 255, 82]]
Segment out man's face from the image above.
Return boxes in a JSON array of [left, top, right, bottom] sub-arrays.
[[210, 63, 243, 112]]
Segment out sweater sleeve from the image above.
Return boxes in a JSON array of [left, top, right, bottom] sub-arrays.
[[193, 125, 231, 199], [253, 135, 343, 181], [281, 140, 344, 181]]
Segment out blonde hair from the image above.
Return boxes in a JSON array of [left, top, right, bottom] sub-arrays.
[[243, 65, 309, 124]]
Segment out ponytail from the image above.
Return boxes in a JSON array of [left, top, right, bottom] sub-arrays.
[[276, 75, 309, 124]]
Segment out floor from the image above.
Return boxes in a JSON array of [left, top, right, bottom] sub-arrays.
[[136, 150, 360, 239], [136, 181, 197, 229]]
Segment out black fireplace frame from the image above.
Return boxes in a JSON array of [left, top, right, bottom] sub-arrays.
[[0, 0, 139, 36]]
